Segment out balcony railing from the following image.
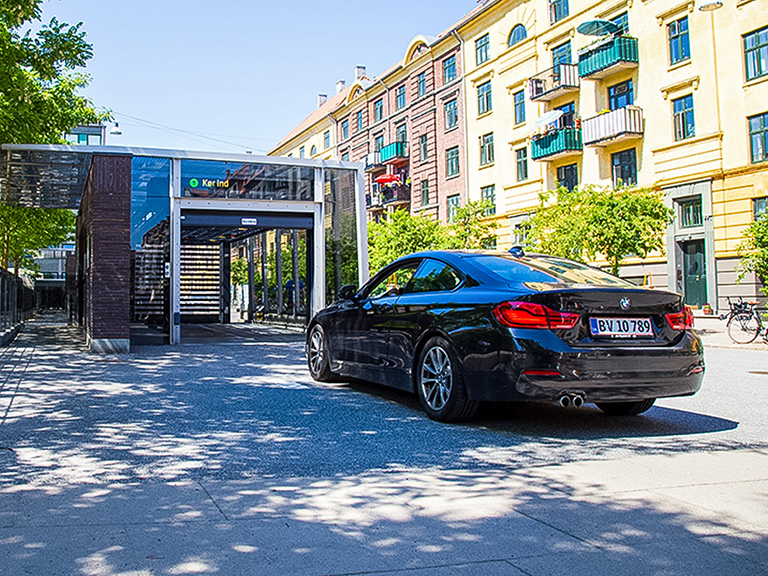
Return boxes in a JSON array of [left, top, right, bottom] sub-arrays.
[[531, 127, 583, 161], [366, 193, 383, 209], [528, 64, 579, 102], [379, 141, 408, 164], [381, 183, 411, 205], [365, 151, 382, 171], [578, 35, 638, 79], [582, 106, 644, 146]]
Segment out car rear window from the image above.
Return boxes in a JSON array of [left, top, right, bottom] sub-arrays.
[[472, 254, 632, 287]]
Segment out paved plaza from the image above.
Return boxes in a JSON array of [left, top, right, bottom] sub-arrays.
[[0, 316, 766, 575]]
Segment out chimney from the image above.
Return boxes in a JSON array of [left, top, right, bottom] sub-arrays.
[[355, 66, 366, 80], [336, 80, 346, 93], [317, 94, 328, 108]]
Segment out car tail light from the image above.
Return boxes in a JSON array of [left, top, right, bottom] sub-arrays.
[[493, 301, 580, 330], [523, 369, 564, 378], [666, 306, 694, 330]]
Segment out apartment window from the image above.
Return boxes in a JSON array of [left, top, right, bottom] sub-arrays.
[[516, 147, 528, 181], [417, 72, 427, 97], [481, 185, 496, 216], [421, 180, 429, 206], [443, 55, 456, 83], [749, 112, 768, 163], [611, 12, 629, 34], [419, 134, 428, 161], [556, 101, 576, 127], [310, 145, 317, 156], [668, 17, 690, 65], [608, 79, 633, 110], [552, 41, 571, 77], [446, 146, 460, 177], [447, 195, 460, 223], [549, 0, 569, 24], [754, 197, 768, 219], [374, 135, 384, 152], [374, 99, 384, 122], [480, 132, 494, 166], [341, 120, 349, 140], [341, 152, 349, 161], [299, 146, 305, 158], [395, 85, 406, 110], [396, 124, 407, 143], [356, 110, 363, 132], [612, 148, 637, 187], [557, 163, 578, 191], [679, 197, 703, 228], [477, 81, 492, 115], [323, 130, 330, 149], [745, 26, 768, 81], [673, 94, 695, 141], [513, 90, 525, 125], [445, 99, 458, 129], [508, 24, 527, 47], [476, 34, 490, 65]]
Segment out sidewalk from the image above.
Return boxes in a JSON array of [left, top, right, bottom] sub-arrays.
[[694, 314, 768, 350]]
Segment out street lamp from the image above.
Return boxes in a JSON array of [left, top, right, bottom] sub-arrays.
[[698, 1, 723, 11]]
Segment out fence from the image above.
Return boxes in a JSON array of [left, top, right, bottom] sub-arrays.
[[1, 268, 35, 345]]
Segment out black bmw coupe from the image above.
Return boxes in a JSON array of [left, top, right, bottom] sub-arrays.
[[306, 250, 704, 422]]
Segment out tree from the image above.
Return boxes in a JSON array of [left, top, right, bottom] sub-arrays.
[[367, 209, 444, 273], [737, 214, 768, 297], [444, 199, 499, 250], [525, 185, 673, 276], [1, 0, 108, 275]]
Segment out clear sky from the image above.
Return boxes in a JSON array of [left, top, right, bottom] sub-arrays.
[[37, 0, 480, 154]]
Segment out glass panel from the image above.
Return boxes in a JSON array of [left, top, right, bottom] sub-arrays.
[[130, 157, 171, 344], [180, 159, 314, 201], [324, 169, 359, 305], [679, 197, 703, 228]]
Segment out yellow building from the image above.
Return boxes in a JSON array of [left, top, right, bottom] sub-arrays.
[[272, 0, 767, 311], [457, 0, 767, 311]]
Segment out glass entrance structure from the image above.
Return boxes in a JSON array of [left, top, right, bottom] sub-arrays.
[[1, 144, 368, 351]]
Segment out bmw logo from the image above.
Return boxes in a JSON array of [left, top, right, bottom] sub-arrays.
[[620, 297, 631, 311]]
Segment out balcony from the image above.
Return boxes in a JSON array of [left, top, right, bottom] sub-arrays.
[[381, 183, 411, 205], [578, 35, 638, 79], [364, 151, 383, 172], [582, 106, 644, 147], [379, 141, 408, 164], [366, 193, 383, 209], [528, 64, 579, 102], [531, 127, 583, 161]]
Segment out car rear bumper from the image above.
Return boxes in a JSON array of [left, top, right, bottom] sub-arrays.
[[462, 330, 705, 403]]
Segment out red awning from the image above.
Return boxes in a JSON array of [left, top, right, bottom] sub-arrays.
[[375, 173, 401, 184]]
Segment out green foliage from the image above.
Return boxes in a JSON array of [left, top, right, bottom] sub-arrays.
[[0, 0, 109, 145], [0, 204, 75, 271], [737, 214, 768, 297], [367, 201, 499, 274], [230, 257, 248, 287], [525, 185, 673, 276]]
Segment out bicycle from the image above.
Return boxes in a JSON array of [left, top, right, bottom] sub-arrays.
[[719, 297, 767, 344]]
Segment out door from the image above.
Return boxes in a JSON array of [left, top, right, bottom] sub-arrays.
[[682, 239, 706, 308]]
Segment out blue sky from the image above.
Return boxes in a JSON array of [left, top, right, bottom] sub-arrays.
[[38, 0, 479, 154]]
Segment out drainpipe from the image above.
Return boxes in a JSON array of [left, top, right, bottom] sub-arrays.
[[451, 29, 470, 206]]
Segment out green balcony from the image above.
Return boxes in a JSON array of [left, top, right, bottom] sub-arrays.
[[531, 127, 583, 161], [379, 141, 408, 164], [578, 36, 638, 79]]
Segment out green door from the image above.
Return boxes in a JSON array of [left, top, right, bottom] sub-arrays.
[[682, 240, 707, 308]]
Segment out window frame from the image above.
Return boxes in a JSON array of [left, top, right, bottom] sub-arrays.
[[745, 26, 768, 82], [445, 99, 458, 130], [481, 184, 496, 216], [356, 110, 364, 132], [611, 148, 637, 187], [476, 34, 490, 66], [516, 147, 528, 181], [672, 94, 695, 141], [323, 130, 330, 149], [608, 79, 633, 110], [341, 120, 349, 140], [513, 90, 526, 125], [447, 194, 460, 223], [374, 99, 384, 122], [508, 24, 527, 47], [556, 163, 578, 192], [754, 196, 768, 219], [549, 0, 569, 25], [443, 55, 457, 84], [419, 134, 428, 161], [395, 85, 406, 110], [420, 179, 429, 206], [480, 132, 495, 166], [749, 111, 768, 164], [477, 80, 493, 115], [668, 16, 690, 66], [417, 72, 427, 97], [446, 146, 460, 178]]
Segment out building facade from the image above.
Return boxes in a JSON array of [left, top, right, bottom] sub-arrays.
[[272, 0, 768, 312]]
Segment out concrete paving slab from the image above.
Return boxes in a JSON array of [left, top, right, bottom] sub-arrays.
[[509, 534, 768, 576]]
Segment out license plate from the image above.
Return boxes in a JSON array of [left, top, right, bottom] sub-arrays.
[[590, 317, 653, 338]]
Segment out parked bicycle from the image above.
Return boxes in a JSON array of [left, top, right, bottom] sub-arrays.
[[719, 297, 768, 344]]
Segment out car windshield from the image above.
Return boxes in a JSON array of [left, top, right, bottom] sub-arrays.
[[472, 254, 633, 287]]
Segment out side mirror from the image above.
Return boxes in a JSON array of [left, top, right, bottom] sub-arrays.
[[339, 284, 358, 300]]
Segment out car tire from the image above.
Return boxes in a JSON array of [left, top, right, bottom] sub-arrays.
[[596, 398, 656, 416], [307, 324, 339, 382], [416, 337, 478, 423]]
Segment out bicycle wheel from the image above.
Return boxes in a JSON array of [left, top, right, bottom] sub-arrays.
[[727, 312, 761, 344]]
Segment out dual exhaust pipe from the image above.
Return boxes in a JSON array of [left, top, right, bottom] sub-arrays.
[[558, 393, 584, 408]]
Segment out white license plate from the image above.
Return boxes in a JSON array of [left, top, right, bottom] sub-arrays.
[[590, 317, 653, 337]]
